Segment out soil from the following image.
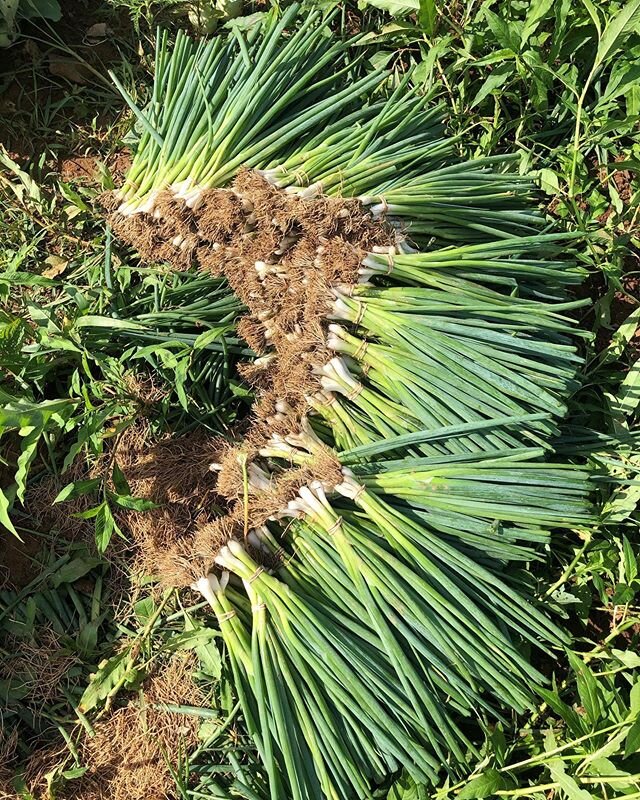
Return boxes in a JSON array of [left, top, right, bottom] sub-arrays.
[[0, 532, 42, 590], [602, 268, 640, 359], [572, 251, 640, 357], [0, 0, 136, 161], [612, 155, 634, 204], [58, 150, 132, 184]]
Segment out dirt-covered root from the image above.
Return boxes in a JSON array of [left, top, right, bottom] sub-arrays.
[[103, 170, 395, 424], [103, 170, 397, 574]]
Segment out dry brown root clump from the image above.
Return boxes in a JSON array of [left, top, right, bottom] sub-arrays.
[[11, 657, 204, 800], [3, 629, 80, 706], [0, 730, 19, 798], [103, 170, 394, 426], [107, 423, 234, 587], [102, 170, 396, 572]]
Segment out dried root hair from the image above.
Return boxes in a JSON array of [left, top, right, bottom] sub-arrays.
[[18, 657, 204, 800], [4, 629, 80, 706], [114, 425, 224, 508], [103, 170, 395, 582]]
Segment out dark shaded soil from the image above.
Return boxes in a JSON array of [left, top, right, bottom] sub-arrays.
[[0, 2, 136, 160], [598, 270, 640, 358], [0, 532, 42, 590], [572, 251, 640, 357]]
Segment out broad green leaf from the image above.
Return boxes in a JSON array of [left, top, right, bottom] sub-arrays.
[[75, 315, 146, 331], [602, 63, 640, 102], [0, 486, 18, 536], [109, 493, 158, 512], [521, 0, 554, 45], [568, 650, 602, 726], [72, 502, 104, 520], [457, 769, 507, 799], [538, 686, 585, 737], [418, 0, 436, 35], [470, 65, 513, 108], [622, 535, 639, 583], [602, 481, 640, 524], [601, 307, 640, 364], [537, 168, 560, 195], [580, 0, 602, 37], [617, 359, 640, 417], [193, 326, 232, 349], [387, 771, 428, 799], [0, 0, 19, 42], [595, 0, 640, 69], [630, 680, 640, 715], [611, 582, 635, 605], [111, 462, 131, 496], [95, 503, 115, 552], [17, 0, 61, 20], [76, 618, 101, 656], [182, 612, 222, 679], [0, 147, 41, 199], [0, 396, 75, 431], [15, 425, 41, 502], [54, 477, 102, 503], [625, 716, 640, 757], [483, 8, 521, 51], [51, 555, 102, 587], [78, 650, 141, 712], [547, 759, 594, 800], [357, 0, 418, 16], [134, 596, 155, 623]]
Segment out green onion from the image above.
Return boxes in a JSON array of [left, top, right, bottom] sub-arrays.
[[107, 8, 598, 798]]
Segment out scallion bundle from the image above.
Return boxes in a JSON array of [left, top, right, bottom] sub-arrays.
[[107, 8, 595, 798]]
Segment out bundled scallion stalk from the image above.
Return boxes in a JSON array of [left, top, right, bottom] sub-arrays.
[[106, 7, 595, 799]]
